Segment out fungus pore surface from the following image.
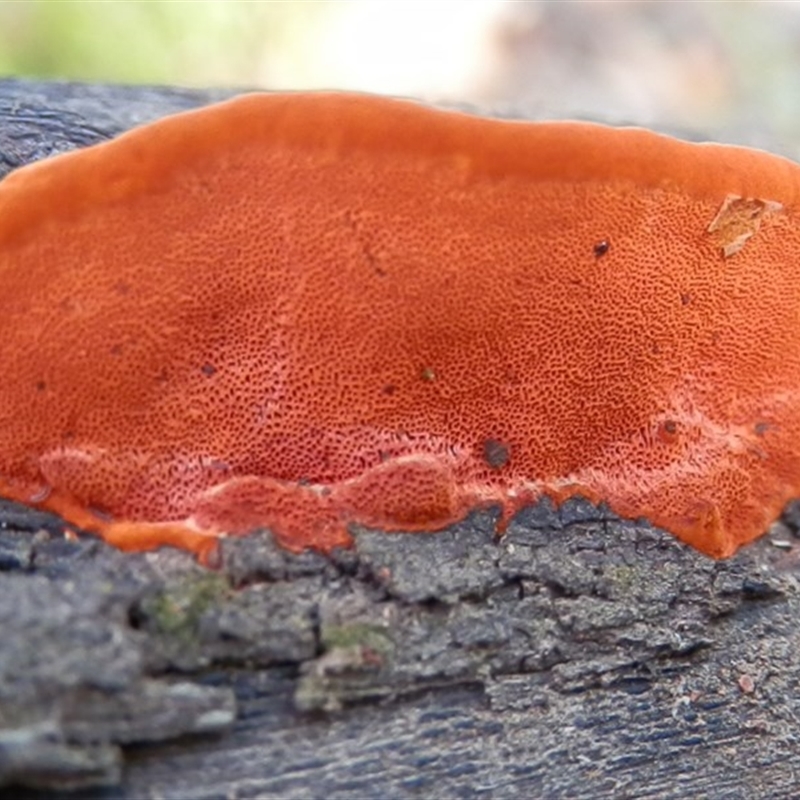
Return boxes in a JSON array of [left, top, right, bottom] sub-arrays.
[[2, 91, 800, 564]]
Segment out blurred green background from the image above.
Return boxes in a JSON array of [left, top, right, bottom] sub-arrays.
[[1, 0, 799, 153]]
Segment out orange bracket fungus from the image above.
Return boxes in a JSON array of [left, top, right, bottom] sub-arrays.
[[2, 91, 800, 565]]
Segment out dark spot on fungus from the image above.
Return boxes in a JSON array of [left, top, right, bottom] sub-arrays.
[[110, 343, 123, 357], [658, 420, 679, 444], [483, 438, 510, 469], [35, 380, 46, 392], [201, 363, 217, 377], [755, 422, 770, 437], [382, 384, 396, 396], [593, 239, 610, 257], [420, 367, 436, 383], [680, 292, 692, 306], [371, 257, 387, 278]]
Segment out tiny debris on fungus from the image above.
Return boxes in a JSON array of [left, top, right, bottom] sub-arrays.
[[706, 194, 784, 257], [593, 239, 610, 257]]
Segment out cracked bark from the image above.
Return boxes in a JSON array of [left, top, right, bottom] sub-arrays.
[[1, 78, 800, 799]]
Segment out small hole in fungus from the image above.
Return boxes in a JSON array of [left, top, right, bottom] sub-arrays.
[[593, 240, 610, 258], [382, 384, 396, 395], [35, 380, 46, 392]]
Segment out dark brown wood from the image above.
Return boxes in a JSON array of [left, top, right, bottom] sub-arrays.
[[1, 79, 799, 799]]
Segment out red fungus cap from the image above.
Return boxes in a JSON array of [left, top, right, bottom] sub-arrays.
[[1, 91, 800, 561]]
